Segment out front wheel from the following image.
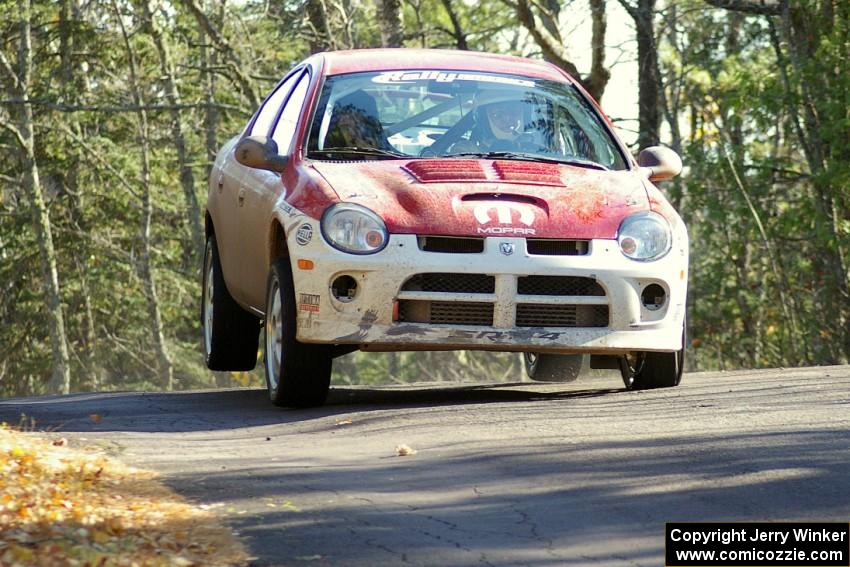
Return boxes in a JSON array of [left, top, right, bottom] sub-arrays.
[[524, 353, 583, 382], [619, 349, 683, 390], [264, 259, 333, 407]]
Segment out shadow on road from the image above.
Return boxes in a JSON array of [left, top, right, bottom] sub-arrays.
[[167, 428, 850, 566], [0, 381, 624, 434]]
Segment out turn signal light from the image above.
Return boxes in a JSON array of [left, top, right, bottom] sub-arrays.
[[297, 259, 314, 270]]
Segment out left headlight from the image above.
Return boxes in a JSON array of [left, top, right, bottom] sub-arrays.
[[617, 211, 672, 261], [321, 203, 388, 254]]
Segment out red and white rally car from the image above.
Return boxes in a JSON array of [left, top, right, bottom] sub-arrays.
[[202, 49, 688, 407]]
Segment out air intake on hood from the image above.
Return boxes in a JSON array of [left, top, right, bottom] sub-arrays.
[[404, 160, 487, 183], [492, 161, 564, 186]]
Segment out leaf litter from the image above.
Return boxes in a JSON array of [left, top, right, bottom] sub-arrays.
[[0, 424, 248, 566]]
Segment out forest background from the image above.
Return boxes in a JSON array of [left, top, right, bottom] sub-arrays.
[[0, 0, 848, 396]]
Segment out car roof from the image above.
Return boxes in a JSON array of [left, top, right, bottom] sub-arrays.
[[318, 49, 573, 83]]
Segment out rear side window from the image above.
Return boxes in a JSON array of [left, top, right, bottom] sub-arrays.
[[271, 72, 311, 155], [250, 72, 300, 137]]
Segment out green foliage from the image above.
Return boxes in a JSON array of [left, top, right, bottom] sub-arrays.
[[1, 0, 848, 397]]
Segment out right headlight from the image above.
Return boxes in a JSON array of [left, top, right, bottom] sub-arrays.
[[321, 203, 388, 254], [617, 211, 672, 261]]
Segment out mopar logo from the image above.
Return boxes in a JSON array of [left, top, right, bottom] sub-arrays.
[[499, 242, 515, 256], [473, 203, 534, 226], [474, 203, 536, 235]]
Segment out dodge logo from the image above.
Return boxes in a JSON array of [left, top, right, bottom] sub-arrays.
[[473, 203, 536, 235], [499, 242, 515, 256]]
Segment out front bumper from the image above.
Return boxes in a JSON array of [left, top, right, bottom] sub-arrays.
[[289, 229, 688, 354]]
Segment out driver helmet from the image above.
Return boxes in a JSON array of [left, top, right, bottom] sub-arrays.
[[475, 90, 525, 141]]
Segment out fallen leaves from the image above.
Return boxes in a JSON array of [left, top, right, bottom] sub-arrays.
[[394, 444, 417, 457], [0, 425, 248, 566]]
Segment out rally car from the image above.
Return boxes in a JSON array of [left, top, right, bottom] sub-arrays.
[[202, 49, 688, 407]]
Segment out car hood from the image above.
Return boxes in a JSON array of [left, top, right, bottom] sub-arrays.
[[310, 159, 649, 239]]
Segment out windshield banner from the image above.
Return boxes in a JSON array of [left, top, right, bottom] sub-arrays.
[[371, 70, 535, 88]]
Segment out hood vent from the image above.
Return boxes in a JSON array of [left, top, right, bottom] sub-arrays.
[[403, 159, 565, 186], [492, 161, 564, 186], [404, 160, 487, 183]]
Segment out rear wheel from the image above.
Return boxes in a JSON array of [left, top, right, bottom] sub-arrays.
[[523, 353, 583, 382], [264, 258, 333, 407], [619, 348, 683, 390], [202, 235, 261, 371]]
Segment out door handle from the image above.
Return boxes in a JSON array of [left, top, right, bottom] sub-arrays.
[[237, 187, 246, 206]]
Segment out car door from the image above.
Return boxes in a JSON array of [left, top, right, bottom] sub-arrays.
[[217, 70, 303, 306], [237, 69, 313, 308]]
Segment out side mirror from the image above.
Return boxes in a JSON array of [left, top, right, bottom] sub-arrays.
[[234, 135, 288, 173], [637, 146, 682, 182]]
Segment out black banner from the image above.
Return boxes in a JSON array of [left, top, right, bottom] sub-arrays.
[[666, 522, 849, 566]]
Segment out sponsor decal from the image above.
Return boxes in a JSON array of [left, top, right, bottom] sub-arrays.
[[447, 330, 565, 341], [372, 70, 535, 88], [473, 202, 537, 235], [279, 202, 296, 216], [298, 293, 320, 313], [499, 242, 515, 256], [295, 223, 313, 245]]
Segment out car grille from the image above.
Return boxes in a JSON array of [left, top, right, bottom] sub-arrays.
[[401, 273, 495, 294], [398, 300, 494, 326], [526, 239, 589, 256], [418, 236, 485, 254], [517, 276, 605, 296], [396, 272, 609, 329], [516, 305, 609, 328]]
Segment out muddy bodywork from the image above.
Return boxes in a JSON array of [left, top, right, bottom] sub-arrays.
[[205, 49, 688, 355]]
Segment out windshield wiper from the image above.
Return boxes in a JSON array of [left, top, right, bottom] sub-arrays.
[[310, 146, 409, 160], [449, 151, 608, 170]]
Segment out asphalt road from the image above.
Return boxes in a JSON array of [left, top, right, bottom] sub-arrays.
[[2, 365, 850, 566]]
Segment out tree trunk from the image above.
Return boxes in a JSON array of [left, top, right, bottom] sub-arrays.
[[586, 0, 611, 100], [112, 0, 174, 390], [201, 0, 224, 181], [779, 1, 849, 362], [141, 0, 205, 266], [375, 0, 403, 47], [623, 0, 661, 149], [60, 0, 103, 390], [2, 0, 72, 394], [305, 0, 334, 53]]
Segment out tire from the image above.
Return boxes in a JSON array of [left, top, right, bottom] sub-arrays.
[[619, 348, 683, 390], [202, 235, 261, 371], [264, 258, 333, 407], [523, 352, 583, 382]]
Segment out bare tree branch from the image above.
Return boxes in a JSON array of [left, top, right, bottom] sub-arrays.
[[0, 51, 21, 92], [439, 0, 468, 50], [0, 117, 27, 148], [513, 0, 581, 78], [0, 99, 249, 114], [703, 0, 780, 15], [178, 0, 259, 106]]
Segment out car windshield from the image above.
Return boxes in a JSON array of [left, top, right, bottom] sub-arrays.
[[307, 70, 627, 170]]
